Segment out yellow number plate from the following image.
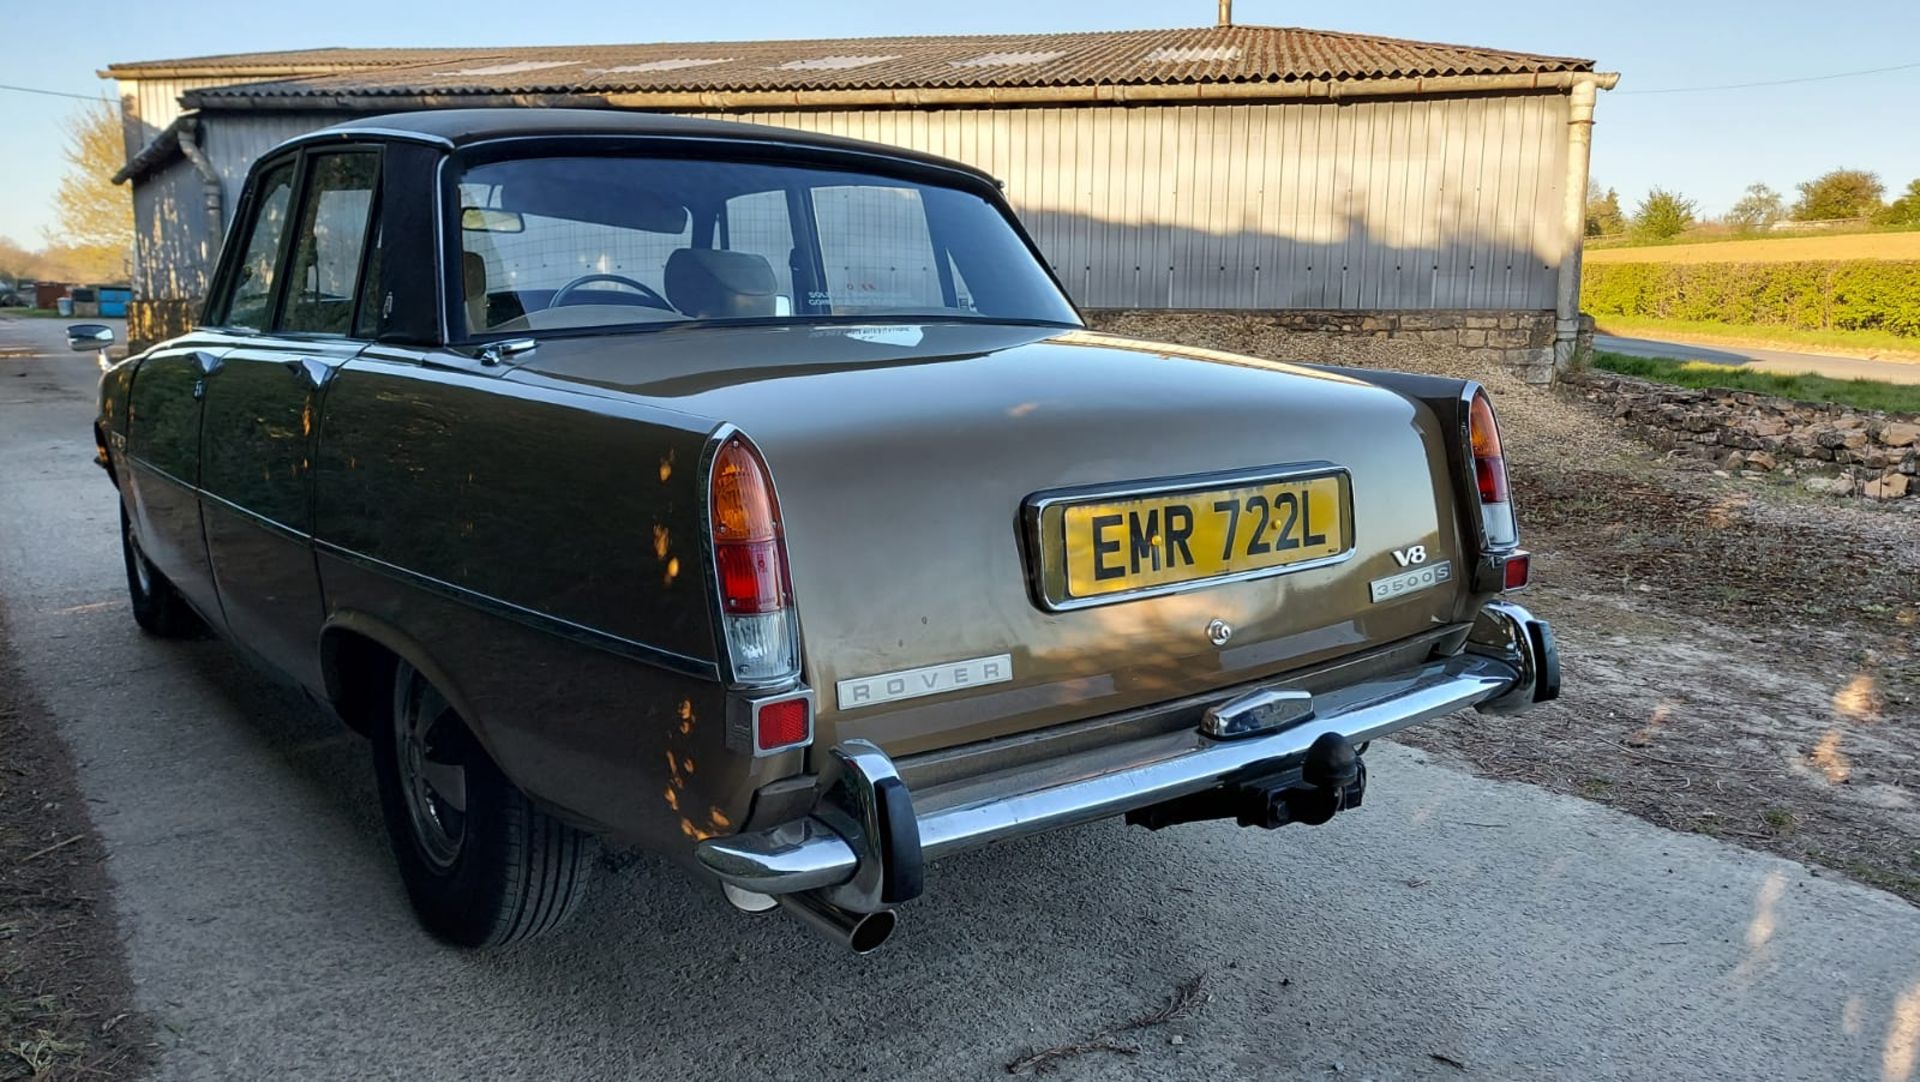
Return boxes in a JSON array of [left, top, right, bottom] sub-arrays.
[[1060, 473, 1350, 600]]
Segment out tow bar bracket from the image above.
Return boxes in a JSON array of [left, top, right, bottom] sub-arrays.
[[1123, 732, 1368, 831]]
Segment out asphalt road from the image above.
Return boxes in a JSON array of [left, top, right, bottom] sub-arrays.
[[4, 314, 1920, 1081], [1595, 333, 1920, 385]]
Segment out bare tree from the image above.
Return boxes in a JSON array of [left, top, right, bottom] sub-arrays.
[[46, 100, 133, 282], [1726, 183, 1786, 233]]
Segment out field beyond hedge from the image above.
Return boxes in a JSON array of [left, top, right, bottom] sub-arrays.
[[1586, 230, 1920, 264], [1583, 260, 1920, 339]]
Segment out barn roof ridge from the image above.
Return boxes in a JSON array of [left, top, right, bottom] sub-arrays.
[[105, 24, 1596, 98]]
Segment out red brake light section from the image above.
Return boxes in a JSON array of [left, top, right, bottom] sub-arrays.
[[716, 544, 783, 615], [710, 437, 789, 616], [1468, 391, 1509, 506], [755, 697, 812, 752]]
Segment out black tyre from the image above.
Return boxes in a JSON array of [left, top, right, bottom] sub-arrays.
[[121, 504, 201, 638], [373, 660, 593, 947]]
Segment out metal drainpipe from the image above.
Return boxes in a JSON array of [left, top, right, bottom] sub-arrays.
[[175, 118, 224, 284], [1554, 76, 1615, 374]]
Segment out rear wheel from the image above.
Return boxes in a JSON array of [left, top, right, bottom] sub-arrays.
[[372, 660, 593, 947], [120, 504, 200, 638]]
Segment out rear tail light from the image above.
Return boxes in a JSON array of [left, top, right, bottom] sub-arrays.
[[708, 433, 798, 683], [1468, 390, 1518, 550]]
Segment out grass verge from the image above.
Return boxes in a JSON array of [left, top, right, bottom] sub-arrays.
[[0, 595, 149, 1081], [1592, 351, 1920, 413], [1592, 315, 1920, 362]]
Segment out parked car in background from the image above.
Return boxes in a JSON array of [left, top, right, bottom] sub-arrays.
[[94, 110, 1558, 954]]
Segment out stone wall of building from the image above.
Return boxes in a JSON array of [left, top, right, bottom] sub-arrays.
[[1576, 373, 1918, 500], [1088, 309, 1571, 385]]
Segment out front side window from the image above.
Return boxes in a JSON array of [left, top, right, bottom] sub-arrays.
[[218, 161, 296, 330], [281, 152, 379, 335], [452, 153, 1076, 337]]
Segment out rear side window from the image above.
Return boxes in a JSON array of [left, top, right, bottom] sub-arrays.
[[280, 152, 379, 335], [811, 186, 944, 314], [217, 161, 296, 330], [722, 190, 795, 303]]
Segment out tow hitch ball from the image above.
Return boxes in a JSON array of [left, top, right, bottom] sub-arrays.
[[1242, 733, 1365, 829], [1125, 733, 1368, 831]]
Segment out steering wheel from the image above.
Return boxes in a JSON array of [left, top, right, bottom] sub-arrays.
[[548, 273, 674, 312]]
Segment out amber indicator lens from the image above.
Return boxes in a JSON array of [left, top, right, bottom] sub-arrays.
[[711, 437, 780, 542], [1468, 392, 1509, 505]]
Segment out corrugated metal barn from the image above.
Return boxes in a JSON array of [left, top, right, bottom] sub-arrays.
[[107, 21, 1615, 376]]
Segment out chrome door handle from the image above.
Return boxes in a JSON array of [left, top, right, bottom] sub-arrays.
[[192, 350, 224, 376], [284, 357, 336, 390]]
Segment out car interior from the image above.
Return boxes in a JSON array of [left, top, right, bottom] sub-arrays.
[[450, 153, 1078, 339]]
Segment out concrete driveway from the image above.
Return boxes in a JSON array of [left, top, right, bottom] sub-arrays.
[[4, 314, 1920, 1080], [1595, 333, 1920, 385]]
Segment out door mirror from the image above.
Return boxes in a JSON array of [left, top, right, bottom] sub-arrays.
[[67, 323, 114, 351]]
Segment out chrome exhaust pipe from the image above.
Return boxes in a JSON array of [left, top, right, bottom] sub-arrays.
[[777, 891, 897, 955]]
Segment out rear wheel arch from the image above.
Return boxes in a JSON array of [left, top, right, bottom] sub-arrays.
[[318, 614, 484, 750], [325, 612, 596, 947]]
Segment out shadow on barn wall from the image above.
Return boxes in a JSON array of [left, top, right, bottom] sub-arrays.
[[127, 173, 1566, 382]]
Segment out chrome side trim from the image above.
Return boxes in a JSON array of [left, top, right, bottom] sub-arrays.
[[126, 455, 195, 492], [314, 540, 719, 680], [695, 607, 1550, 897], [201, 486, 306, 545], [1019, 461, 1357, 613]]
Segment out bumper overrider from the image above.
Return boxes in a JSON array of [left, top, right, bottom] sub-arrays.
[[697, 600, 1558, 952]]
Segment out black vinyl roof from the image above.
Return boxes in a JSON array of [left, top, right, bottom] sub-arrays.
[[309, 108, 997, 181]]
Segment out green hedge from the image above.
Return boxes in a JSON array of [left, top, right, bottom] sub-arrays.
[[1582, 260, 1920, 337]]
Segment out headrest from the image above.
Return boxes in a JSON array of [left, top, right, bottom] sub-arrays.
[[462, 251, 487, 299], [666, 248, 777, 319]]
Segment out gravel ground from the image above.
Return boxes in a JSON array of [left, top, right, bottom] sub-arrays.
[[1095, 311, 1920, 904], [0, 591, 151, 1082]]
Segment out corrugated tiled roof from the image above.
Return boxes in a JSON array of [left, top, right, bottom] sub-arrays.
[[109, 26, 1591, 101]]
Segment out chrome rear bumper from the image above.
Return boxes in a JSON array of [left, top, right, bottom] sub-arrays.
[[697, 601, 1557, 913]]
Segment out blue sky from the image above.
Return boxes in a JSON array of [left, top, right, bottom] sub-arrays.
[[5, 0, 1918, 245]]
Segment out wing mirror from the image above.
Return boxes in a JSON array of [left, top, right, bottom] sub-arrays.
[[67, 323, 114, 352]]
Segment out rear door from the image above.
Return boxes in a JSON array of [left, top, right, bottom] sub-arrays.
[[199, 148, 382, 691]]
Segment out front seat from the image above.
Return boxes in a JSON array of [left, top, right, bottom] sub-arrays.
[[665, 249, 778, 319], [462, 251, 490, 333]]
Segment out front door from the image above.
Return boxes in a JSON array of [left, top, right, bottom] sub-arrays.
[[122, 335, 229, 622], [198, 149, 381, 690]]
